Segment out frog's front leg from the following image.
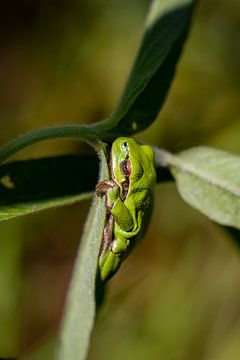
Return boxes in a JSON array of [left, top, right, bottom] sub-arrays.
[[96, 180, 134, 231], [96, 180, 119, 210]]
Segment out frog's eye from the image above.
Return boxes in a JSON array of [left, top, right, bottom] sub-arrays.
[[120, 159, 131, 176]]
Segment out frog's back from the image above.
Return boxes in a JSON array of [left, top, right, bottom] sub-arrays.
[[118, 141, 156, 240]]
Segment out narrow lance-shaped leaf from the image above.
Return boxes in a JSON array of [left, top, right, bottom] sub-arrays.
[[154, 146, 240, 230], [102, 0, 196, 137], [0, 0, 196, 163], [56, 143, 109, 360], [0, 155, 99, 222]]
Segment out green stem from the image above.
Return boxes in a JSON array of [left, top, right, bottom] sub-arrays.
[[0, 124, 101, 163]]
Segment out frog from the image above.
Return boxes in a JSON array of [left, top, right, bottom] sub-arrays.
[[96, 137, 156, 282]]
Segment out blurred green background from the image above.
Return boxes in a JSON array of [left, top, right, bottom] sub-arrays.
[[0, 0, 240, 359]]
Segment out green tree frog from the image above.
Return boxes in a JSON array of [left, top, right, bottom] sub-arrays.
[[96, 137, 156, 282]]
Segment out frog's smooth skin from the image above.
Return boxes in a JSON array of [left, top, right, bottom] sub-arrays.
[[96, 137, 156, 282]]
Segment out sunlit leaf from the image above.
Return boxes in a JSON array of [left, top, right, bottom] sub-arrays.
[[155, 146, 240, 229], [56, 145, 108, 360]]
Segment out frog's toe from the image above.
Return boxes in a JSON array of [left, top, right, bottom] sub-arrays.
[[99, 250, 122, 282], [111, 237, 128, 254]]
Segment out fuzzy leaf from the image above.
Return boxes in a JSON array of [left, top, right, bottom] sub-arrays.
[[164, 147, 240, 229], [172, 147, 240, 229], [56, 145, 108, 360]]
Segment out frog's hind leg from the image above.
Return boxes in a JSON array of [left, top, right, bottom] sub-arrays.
[[99, 248, 123, 282]]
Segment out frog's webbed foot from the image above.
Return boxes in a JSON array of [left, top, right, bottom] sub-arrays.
[[96, 180, 120, 210], [96, 180, 115, 197], [111, 237, 129, 254]]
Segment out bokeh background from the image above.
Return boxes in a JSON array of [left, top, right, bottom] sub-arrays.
[[0, 0, 240, 359]]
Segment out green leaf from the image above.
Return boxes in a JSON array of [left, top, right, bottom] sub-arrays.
[[0, 155, 99, 222], [104, 0, 196, 136], [157, 146, 240, 230], [56, 145, 108, 360]]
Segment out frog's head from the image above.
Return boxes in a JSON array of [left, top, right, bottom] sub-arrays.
[[111, 137, 155, 199]]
